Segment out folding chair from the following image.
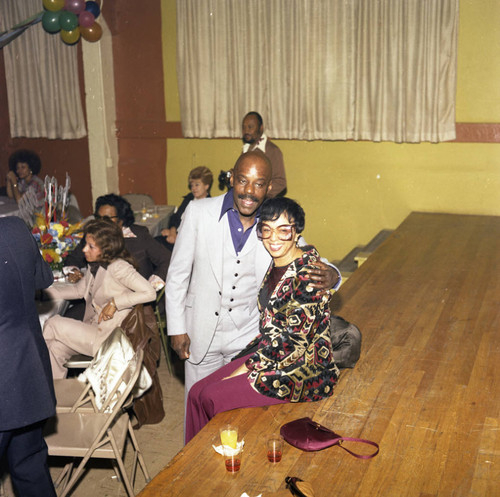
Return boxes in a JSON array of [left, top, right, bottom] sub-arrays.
[[45, 330, 151, 497], [154, 286, 173, 374]]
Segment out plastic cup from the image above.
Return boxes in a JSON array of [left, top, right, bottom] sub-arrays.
[[222, 444, 243, 473], [220, 425, 238, 449], [267, 435, 284, 463]]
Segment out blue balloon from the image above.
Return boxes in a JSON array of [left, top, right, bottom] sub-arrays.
[[85, 1, 100, 19]]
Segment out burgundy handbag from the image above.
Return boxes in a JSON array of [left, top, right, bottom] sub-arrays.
[[280, 417, 379, 459]]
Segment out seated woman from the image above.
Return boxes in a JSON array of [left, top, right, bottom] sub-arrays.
[[156, 166, 213, 251], [185, 197, 339, 442], [65, 193, 171, 282], [43, 218, 156, 379], [5, 149, 45, 207]]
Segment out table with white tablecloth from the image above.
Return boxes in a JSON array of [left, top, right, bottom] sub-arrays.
[[134, 205, 175, 237], [0, 195, 19, 217], [36, 280, 72, 328]]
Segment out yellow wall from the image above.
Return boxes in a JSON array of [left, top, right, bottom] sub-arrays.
[[162, 0, 500, 262]]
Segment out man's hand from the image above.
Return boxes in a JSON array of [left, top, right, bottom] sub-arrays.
[[304, 260, 339, 291], [171, 333, 191, 360]]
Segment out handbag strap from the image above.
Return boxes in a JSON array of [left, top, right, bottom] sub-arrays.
[[336, 437, 379, 459]]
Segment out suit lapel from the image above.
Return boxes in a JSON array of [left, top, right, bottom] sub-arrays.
[[203, 196, 225, 288]]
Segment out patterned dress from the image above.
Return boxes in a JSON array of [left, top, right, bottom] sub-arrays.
[[246, 247, 339, 402]]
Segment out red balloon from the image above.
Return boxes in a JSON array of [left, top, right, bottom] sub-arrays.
[[65, 0, 85, 14], [78, 10, 95, 28], [80, 21, 102, 42]]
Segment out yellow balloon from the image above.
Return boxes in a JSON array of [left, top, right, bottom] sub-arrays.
[[43, 0, 65, 12], [60, 27, 81, 45]]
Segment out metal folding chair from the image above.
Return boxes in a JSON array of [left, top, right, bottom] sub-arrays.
[[154, 286, 173, 374], [45, 329, 151, 497]]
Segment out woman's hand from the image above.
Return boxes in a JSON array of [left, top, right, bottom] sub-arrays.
[[304, 260, 340, 292], [98, 299, 117, 323], [223, 362, 250, 380], [6, 170, 17, 184], [66, 268, 84, 283], [6, 171, 20, 201], [166, 229, 177, 244], [161, 227, 177, 244]]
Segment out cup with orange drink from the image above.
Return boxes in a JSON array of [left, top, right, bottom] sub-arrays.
[[219, 425, 242, 472]]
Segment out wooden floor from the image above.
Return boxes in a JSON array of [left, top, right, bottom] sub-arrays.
[[138, 212, 500, 497]]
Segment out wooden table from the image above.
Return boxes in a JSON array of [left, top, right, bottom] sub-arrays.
[[139, 212, 500, 497]]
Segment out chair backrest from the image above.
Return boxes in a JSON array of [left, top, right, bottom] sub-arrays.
[[79, 327, 150, 412], [101, 348, 144, 415], [122, 193, 154, 212]]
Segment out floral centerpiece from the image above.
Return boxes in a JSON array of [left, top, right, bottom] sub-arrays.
[[32, 213, 83, 274], [30, 173, 83, 276]]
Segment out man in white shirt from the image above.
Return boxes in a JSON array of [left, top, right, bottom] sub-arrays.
[[242, 111, 287, 197]]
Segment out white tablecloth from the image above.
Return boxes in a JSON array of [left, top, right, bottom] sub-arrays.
[[0, 195, 19, 217], [37, 281, 71, 328], [134, 205, 175, 237]]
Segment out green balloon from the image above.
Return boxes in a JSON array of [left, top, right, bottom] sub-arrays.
[[59, 11, 79, 31], [42, 10, 61, 33]]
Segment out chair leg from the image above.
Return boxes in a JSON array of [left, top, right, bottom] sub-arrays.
[[108, 432, 135, 497], [155, 310, 173, 375], [159, 328, 173, 375], [54, 461, 74, 490], [127, 420, 151, 483], [58, 443, 102, 497]]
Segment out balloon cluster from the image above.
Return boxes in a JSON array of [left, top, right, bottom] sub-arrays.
[[42, 0, 102, 45]]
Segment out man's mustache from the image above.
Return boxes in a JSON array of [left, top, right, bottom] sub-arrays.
[[238, 194, 259, 203]]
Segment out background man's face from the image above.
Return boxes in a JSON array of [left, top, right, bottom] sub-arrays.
[[242, 115, 263, 145]]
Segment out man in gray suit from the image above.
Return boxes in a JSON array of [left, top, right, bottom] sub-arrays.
[[166, 151, 339, 394]]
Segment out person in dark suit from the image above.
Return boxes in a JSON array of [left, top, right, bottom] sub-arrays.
[[0, 216, 57, 497], [65, 193, 171, 282]]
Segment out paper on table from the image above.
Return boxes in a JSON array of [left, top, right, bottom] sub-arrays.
[[212, 440, 245, 456]]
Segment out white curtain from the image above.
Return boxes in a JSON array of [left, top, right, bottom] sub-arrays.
[[0, 0, 87, 139], [177, 0, 458, 143]]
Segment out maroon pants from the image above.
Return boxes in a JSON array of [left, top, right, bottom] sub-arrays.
[[185, 354, 286, 443]]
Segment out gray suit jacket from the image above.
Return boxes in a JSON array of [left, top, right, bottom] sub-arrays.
[[165, 194, 271, 364]]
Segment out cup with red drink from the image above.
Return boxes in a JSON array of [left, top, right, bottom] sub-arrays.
[[267, 435, 284, 463]]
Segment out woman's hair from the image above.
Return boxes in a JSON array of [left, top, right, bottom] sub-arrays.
[[8, 149, 42, 175], [94, 194, 135, 227], [260, 197, 305, 234], [188, 166, 213, 189], [83, 218, 137, 266]]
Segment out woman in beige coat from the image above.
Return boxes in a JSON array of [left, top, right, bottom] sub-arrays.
[[43, 219, 156, 378]]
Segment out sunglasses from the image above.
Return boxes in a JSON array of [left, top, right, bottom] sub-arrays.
[[256, 222, 296, 241], [94, 214, 119, 221]]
